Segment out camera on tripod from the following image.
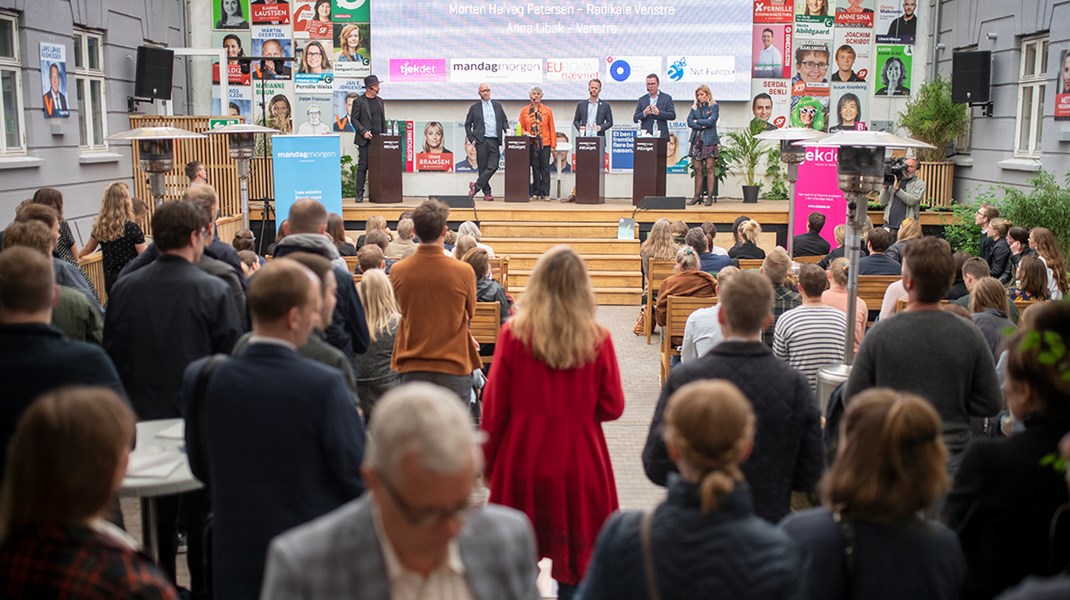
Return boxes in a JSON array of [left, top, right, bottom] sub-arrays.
[[884, 157, 907, 186]]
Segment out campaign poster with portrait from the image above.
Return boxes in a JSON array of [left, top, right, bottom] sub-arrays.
[[250, 0, 290, 25], [213, 0, 252, 30], [752, 24, 793, 79], [40, 43, 69, 119], [666, 124, 690, 174], [294, 93, 334, 135], [293, 0, 331, 39], [751, 78, 792, 129], [212, 32, 252, 86], [789, 94, 830, 132], [414, 120, 455, 172], [754, 0, 795, 24], [790, 40, 831, 97], [831, 28, 871, 83], [1056, 49, 1070, 120], [294, 39, 334, 91], [794, 0, 834, 39], [550, 130, 575, 175], [875, 0, 919, 44], [834, 0, 875, 28], [454, 126, 481, 174], [332, 0, 369, 23], [212, 84, 253, 121], [829, 84, 869, 131], [332, 78, 363, 132], [254, 80, 295, 132], [252, 27, 294, 80], [873, 44, 912, 97], [333, 23, 371, 77]]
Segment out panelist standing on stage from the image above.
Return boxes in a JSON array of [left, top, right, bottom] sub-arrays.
[[464, 83, 509, 202], [519, 86, 556, 202], [633, 73, 675, 137], [573, 78, 613, 137], [350, 74, 385, 203]]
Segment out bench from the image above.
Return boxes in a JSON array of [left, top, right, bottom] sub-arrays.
[[661, 295, 718, 385], [645, 258, 676, 344], [471, 302, 502, 367], [857, 275, 900, 324], [488, 255, 510, 293], [738, 258, 764, 271]]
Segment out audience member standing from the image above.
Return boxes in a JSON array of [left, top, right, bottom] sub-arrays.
[[845, 237, 1001, 474], [0, 388, 177, 599], [975, 203, 999, 264], [12, 204, 100, 307], [354, 269, 401, 422], [760, 249, 800, 347], [482, 246, 624, 600], [774, 264, 847, 392], [985, 218, 1012, 282], [183, 258, 365, 599], [77, 182, 147, 297], [390, 200, 481, 401], [644, 271, 823, 523], [1031, 226, 1068, 300], [30, 187, 100, 299]]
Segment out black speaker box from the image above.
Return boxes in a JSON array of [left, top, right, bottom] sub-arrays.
[[952, 51, 991, 104], [431, 195, 474, 209], [134, 46, 175, 101], [642, 196, 686, 210]]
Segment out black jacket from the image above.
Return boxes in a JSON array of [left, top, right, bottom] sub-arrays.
[[120, 239, 246, 289], [793, 231, 831, 258], [728, 242, 766, 260], [857, 253, 902, 276], [351, 94, 386, 147], [989, 237, 1012, 283], [464, 99, 509, 145]]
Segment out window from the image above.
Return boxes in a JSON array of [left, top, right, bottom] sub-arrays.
[[1014, 35, 1047, 158], [72, 28, 107, 150], [0, 12, 25, 154]]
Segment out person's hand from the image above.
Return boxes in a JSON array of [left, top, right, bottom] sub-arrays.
[[363, 131, 373, 140], [892, 175, 899, 191], [594, 125, 601, 132], [644, 105, 652, 116], [651, 105, 660, 116], [579, 125, 586, 134]]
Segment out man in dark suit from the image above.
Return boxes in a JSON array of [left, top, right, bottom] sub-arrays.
[[350, 74, 386, 202], [633, 73, 676, 138], [43, 63, 68, 118], [857, 227, 902, 275], [573, 78, 613, 136], [464, 82, 510, 202], [792, 212, 832, 258], [183, 258, 365, 599]]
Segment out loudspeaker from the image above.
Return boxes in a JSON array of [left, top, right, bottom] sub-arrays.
[[641, 196, 686, 210], [952, 51, 991, 104], [134, 46, 174, 101], [431, 195, 474, 209]]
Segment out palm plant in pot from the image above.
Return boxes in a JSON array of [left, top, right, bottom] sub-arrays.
[[722, 121, 772, 203], [896, 76, 968, 208]]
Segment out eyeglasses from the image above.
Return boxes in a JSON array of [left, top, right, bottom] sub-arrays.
[[800, 107, 818, 116], [306, 51, 322, 57], [379, 474, 475, 528], [802, 61, 829, 70]]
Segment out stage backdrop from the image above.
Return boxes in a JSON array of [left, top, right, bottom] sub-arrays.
[[272, 135, 343, 221], [793, 145, 846, 247]]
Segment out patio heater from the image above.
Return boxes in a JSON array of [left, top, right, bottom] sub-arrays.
[[207, 123, 277, 230], [107, 127, 206, 207]]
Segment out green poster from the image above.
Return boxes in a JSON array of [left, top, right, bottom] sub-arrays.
[[873, 45, 913, 97], [332, 0, 370, 23], [213, 0, 252, 30]]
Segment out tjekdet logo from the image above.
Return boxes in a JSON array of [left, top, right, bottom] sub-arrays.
[[607, 57, 631, 82], [668, 58, 686, 82]]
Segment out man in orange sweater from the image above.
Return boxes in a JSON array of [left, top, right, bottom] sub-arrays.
[[389, 200, 481, 402], [519, 86, 556, 202]]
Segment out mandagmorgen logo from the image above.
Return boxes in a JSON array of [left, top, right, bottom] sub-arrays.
[[389, 59, 447, 82]]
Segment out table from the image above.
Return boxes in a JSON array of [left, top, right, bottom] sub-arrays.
[[118, 418, 203, 563]]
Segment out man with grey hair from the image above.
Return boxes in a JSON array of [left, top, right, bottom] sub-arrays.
[[261, 383, 541, 599]]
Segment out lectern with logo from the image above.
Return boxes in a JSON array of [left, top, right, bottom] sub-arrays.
[[574, 136, 605, 204], [632, 137, 667, 206], [369, 135, 402, 203], [504, 135, 532, 203]]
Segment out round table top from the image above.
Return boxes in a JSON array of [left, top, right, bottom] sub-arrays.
[[118, 418, 203, 498]]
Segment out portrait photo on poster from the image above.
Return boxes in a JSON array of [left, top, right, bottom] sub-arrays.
[[1057, 49, 1070, 120], [40, 43, 70, 119], [873, 44, 912, 97]]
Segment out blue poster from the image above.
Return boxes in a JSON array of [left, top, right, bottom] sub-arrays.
[[272, 135, 343, 221], [610, 128, 637, 172]]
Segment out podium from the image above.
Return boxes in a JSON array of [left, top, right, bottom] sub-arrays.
[[369, 135, 402, 203], [574, 136, 605, 204], [632, 137, 667, 206], [504, 135, 532, 203]]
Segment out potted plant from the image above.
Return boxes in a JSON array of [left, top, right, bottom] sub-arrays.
[[722, 122, 771, 203], [896, 76, 969, 208]]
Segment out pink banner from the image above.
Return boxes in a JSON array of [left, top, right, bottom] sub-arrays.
[[794, 146, 847, 247]]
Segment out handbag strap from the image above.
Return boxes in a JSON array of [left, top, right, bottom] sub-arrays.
[[191, 354, 227, 487], [833, 510, 857, 600], [640, 510, 662, 600]]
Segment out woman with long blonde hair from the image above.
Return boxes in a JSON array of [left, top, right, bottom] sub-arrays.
[[482, 245, 624, 600], [355, 269, 400, 422], [77, 182, 147, 296], [728, 219, 766, 259], [356, 214, 390, 249], [640, 218, 678, 285]]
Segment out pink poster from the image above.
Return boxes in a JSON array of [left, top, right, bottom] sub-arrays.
[[793, 146, 846, 245]]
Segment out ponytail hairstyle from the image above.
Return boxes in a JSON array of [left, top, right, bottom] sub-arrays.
[[829, 257, 850, 288], [987, 218, 1010, 239], [663, 380, 755, 514], [675, 245, 699, 271]]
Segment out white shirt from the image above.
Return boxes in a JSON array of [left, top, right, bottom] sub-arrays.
[[680, 304, 724, 362], [755, 45, 783, 77], [373, 501, 474, 600], [586, 99, 599, 132], [710, 245, 729, 256]]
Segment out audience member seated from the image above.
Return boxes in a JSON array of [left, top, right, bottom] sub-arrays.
[[947, 251, 971, 301], [644, 270, 823, 523], [985, 218, 1013, 283], [260, 384, 541, 599], [458, 220, 495, 256], [655, 246, 717, 330], [878, 277, 909, 322], [1006, 225, 1035, 276], [462, 248, 511, 326], [579, 380, 804, 599], [452, 234, 478, 260], [793, 212, 832, 258], [774, 264, 847, 392], [0, 388, 177, 599], [857, 228, 901, 275], [30, 187, 97, 296], [686, 227, 736, 275], [232, 227, 256, 253], [680, 266, 739, 363], [822, 257, 867, 352], [354, 269, 400, 423], [356, 215, 391, 250], [729, 215, 750, 249], [442, 229, 457, 253], [12, 204, 100, 309], [954, 255, 1021, 322], [884, 218, 920, 264], [969, 277, 1015, 358], [728, 219, 766, 260], [760, 249, 800, 348], [700, 221, 729, 256], [1009, 255, 1051, 302], [327, 212, 356, 257], [237, 249, 260, 278], [947, 301, 1070, 599], [77, 182, 148, 297], [1031, 227, 1067, 301], [640, 218, 678, 288], [364, 228, 390, 254], [780, 389, 965, 599], [670, 220, 688, 246], [817, 224, 847, 270], [264, 219, 287, 256], [845, 236, 1001, 475], [384, 218, 416, 259], [356, 243, 384, 274]]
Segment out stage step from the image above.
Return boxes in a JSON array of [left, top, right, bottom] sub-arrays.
[[480, 221, 634, 239], [507, 253, 640, 271], [510, 269, 642, 289], [513, 286, 641, 306], [483, 237, 639, 255]]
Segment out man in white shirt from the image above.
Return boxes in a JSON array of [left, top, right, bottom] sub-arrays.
[[754, 28, 783, 78], [680, 266, 740, 362]]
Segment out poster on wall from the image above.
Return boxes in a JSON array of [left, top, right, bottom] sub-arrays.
[[790, 95, 830, 131], [795, 0, 834, 39], [40, 43, 69, 118], [332, 78, 363, 132], [213, 32, 252, 85], [875, 0, 918, 44], [751, 79, 791, 129], [829, 84, 868, 131], [272, 134, 343, 221], [295, 39, 334, 91], [212, 85, 253, 121], [753, 24, 793, 79], [252, 28, 294, 80], [791, 41, 831, 97], [214, 0, 252, 29], [873, 44, 912, 97], [793, 145, 847, 242], [413, 121, 455, 172], [333, 23, 371, 77], [251, 0, 290, 25], [295, 94, 334, 134], [666, 125, 690, 174], [332, 0, 370, 23], [255, 80, 295, 132], [1056, 50, 1070, 120], [609, 128, 638, 172], [293, 0, 331, 38], [834, 0, 874, 28], [831, 28, 871, 82], [754, 0, 795, 23]]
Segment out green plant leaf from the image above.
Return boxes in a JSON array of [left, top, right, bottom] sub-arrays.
[[897, 77, 968, 162]]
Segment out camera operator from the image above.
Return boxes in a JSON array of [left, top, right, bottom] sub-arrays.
[[879, 157, 925, 237]]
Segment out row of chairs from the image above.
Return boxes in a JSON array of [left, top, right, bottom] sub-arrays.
[[342, 255, 511, 293]]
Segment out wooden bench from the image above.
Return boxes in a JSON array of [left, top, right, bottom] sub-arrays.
[[471, 302, 502, 367], [77, 252, 107, 305], [857, 275, 900, 323], [352, 273, 363, 286], [343, 255, 359, 273], [738, 258, 764, 271], [661, 295, 718, 385], [488, 255, 510, 293], [645, 258, 676, 344], [794, 255, 825, 264]]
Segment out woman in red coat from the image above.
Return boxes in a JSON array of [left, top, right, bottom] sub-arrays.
[[482, 245, 625, 600]]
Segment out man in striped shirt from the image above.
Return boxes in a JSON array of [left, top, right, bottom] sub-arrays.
[[773, 264, 847, 392]]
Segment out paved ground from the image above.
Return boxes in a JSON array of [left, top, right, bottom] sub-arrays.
[[122, 304, 666, 593]]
